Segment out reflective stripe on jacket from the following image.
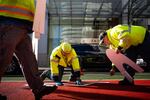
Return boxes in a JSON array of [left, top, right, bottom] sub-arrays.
[[107, 25, 146, 50], [0, 0, 35, 21], [50, 46, 80, 75]]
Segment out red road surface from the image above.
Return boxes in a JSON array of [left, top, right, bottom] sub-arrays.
[[0, 80, 150, 100]]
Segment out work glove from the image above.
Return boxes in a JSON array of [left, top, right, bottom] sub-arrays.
[[110, 68, 115, 76], [55, 82, 64, 86], [115, 46, 123, 54], [110, 64, 116, 76]]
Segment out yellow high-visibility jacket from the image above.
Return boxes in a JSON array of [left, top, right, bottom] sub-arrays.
[[50, 45, 80, 76], [0, 0, 35, 22], [107, 25, 146, 50]]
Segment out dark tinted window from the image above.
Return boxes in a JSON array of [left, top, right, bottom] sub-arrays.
[[72, 44, 100, 52]]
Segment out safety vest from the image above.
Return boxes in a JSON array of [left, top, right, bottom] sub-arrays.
[[0, 0, 35, 22], [107, 25, 146, 50], [50, 45, 80, 76]]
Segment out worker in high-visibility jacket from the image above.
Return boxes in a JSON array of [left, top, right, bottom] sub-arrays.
[[0, 0, 57, 99], [99, 24, 150, 85], [40, 42, 82, 86]]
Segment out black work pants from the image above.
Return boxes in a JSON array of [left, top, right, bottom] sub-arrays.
[[0, 20, 43, 91], [124, 31, 150, 81], [41, 65, 80, 82]]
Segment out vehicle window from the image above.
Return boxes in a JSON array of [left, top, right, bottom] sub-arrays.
[[72, 44, 100, 52], [92, 46, 101, 52]]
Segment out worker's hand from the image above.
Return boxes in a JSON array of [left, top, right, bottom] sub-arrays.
[[110, 68, 115, 76], [115, 48, 120, 54], [115, 46, 123, 54]]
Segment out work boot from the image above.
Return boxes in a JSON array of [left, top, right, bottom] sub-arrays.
[[55, 82, 64, 86], [119, 80, 134, 86], [75, 79, 83, 85], [0, 94, 7, 100], [33, 85, 57, 100]]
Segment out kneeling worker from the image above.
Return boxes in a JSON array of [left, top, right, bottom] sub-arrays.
[[40, 42, 82, 86]]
